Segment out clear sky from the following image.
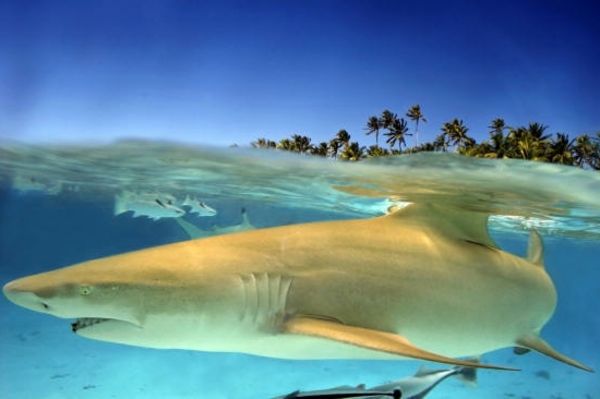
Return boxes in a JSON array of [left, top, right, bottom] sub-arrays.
[[1, 0, 599, 146]]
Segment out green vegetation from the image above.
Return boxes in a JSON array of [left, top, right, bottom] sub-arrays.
[[251, 106, 600, 170]]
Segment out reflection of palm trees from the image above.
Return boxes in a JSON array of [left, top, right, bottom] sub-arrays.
[[365, 116, 381, 147], [406, 105, 427, 146], [385, 118, 410, 152], [340, 142, 365, 161]]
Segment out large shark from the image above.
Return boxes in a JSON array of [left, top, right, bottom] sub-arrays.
[[2, 204, 592, 372]]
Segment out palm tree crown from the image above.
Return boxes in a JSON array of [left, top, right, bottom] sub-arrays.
[[365, 116, 382, 146], [406, 104, 427, 146], [385, 117, 410, 152]]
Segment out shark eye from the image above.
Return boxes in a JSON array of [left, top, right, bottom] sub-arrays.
[[41, 302, 50, 310], [79, 285, 93, 296]]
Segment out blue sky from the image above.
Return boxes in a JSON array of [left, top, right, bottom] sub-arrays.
[[1, 0, 598, 146]]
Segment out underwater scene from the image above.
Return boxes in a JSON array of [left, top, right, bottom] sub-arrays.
[[0, 141, 598, 398]]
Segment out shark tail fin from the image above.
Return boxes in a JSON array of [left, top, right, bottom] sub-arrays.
[[114, 193, 128, 216], [516, 335, 593, 372], [526, 230, 545, 268], [453, 358, 479, 386]]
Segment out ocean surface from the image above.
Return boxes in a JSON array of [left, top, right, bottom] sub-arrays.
[[0, 140, 598, 399]]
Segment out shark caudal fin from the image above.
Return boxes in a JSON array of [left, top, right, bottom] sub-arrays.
[[516, 335, 593, 372]]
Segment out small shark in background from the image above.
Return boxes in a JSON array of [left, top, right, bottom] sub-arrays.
[[12, 175, 62, 195], [174, 207, 254, 239], [181, 195, 217, 217], [276, 363, 477, 398], [114, 191, 185, 221]]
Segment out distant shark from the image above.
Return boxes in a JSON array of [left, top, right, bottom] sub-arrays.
[[2, 204, 592, 372], [276, 362, 478, 398], [174, 207, 255, 239]]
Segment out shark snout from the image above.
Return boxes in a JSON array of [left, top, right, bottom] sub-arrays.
[[3, 277, 55, 313]]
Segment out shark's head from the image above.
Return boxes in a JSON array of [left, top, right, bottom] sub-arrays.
[[2, 262, 149, 340], [2, 245, 231, 349]]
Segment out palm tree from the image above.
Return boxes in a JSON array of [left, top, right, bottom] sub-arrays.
[[328, 139, 341, 159], [291, 134, 312, 154], [528, 122, 550, 141], [406, 105, 427, 146], [365, 116, 382, 146], [251, 138, 276, 149], [367, 145, 389, 157], [380, 110, 397, 130], [335, 129, 351, 150], [573, 134, 597, 168], [441, 119, 471, 150], [548, 133, 575, 165], [340, 142, 365, 161], [385, 117, 410, 152], [310, 142, 329, 157], [277, 138, 296, 152], [485, 118, 508, 158]]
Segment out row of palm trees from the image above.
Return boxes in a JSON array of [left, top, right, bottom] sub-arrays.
[[251, 106, 600, 170]]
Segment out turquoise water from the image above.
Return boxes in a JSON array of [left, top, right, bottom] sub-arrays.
[[0, 141, 598, 398]]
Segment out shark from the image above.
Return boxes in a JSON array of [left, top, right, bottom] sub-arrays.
[[2, 204, 592, 372]]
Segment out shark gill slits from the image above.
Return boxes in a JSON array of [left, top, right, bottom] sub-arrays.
[[41, 302, 50, 310], [155, 199, 166, 208]]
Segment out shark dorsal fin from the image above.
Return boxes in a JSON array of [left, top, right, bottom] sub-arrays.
[[526, 230, 544, 268], [386, 203, 498, 249]]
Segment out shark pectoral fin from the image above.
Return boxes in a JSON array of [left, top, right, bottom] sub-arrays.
[[516, 335, 593, 372], [283, 316, 517, 371]]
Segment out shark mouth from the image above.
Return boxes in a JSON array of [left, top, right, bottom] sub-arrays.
[[71, 318, 111, 333]]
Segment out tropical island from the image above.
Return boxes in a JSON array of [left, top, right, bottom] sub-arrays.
[[251, 105, 600, 170]]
